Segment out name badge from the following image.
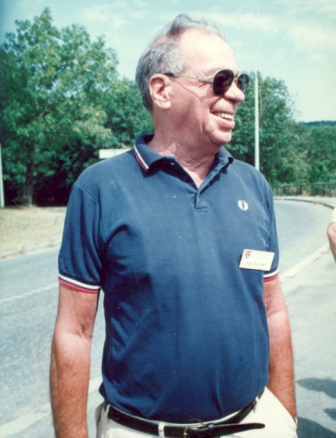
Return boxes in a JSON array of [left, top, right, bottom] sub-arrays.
[[239, 249, 275, 271]]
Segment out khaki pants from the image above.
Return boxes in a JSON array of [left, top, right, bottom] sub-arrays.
[[96, 387, 298, 438]]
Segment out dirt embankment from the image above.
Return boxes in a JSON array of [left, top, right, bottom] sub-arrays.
[[0, 206, 66, 256]]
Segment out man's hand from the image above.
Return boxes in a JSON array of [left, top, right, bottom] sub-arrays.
[[263, 277, 297, 418], [50, 284, 99, 437]]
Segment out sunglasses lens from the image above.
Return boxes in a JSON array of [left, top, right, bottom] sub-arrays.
[[213, 70, 234, 95], [237, 73, 249, 94]]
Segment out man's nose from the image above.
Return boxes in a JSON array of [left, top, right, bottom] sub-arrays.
[[223, 82, 245, 103]]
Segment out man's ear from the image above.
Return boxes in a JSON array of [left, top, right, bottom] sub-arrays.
[[148, 74, 171, 110]]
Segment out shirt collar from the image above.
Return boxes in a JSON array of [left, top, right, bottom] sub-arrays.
[[134, 134, 234, 172], [134, 134, 163, 171], [216, 145, 234, 166]]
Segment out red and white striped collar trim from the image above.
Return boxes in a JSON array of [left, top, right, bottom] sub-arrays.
[[134, 144, 149, 172]]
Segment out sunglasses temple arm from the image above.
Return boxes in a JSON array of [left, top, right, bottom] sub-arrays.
[[170, 74, 213, 84]]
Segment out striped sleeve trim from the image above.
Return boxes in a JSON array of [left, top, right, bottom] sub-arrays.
[[263, 268, 279, 282], [58, 274, 101, 294]]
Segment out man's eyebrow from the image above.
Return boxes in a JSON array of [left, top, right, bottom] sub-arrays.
[[203, 68, 221, 76]]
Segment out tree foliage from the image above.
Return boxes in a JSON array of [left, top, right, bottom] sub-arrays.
[[0, 8, 152, 205], [229, 73, 308, 186], [300, 125, 336, 183], [305, 121, 336, 127]]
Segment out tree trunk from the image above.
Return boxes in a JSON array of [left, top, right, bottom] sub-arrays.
[[22, 157, 35, 206]]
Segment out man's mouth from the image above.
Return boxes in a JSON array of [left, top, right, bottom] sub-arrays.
[[212, 112, 234, 121]]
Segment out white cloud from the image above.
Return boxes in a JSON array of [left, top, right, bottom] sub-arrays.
[[81, 2, 148, 27], [288, 23, 336, 54], [132, 0, 149, 7], [82, 5, 114, 23], [205, 12, 282, 36], [129, 10, 150, 20], [188, 11, 336, 55], [112, 1, 128, 8], [18, 0, 45, 10], [308, 53, 325, 61], [104, 30, 123, 45], [276, 48, 286, 60], [275, 0, 336, 19]]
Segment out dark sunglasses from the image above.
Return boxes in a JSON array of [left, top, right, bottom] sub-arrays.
[[164, 69, 250, 95]]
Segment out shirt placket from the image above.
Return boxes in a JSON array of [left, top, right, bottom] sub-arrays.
[[194, 158, 230, 210]]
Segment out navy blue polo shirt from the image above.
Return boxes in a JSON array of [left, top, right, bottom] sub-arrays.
[[59, 134, 279, 423]]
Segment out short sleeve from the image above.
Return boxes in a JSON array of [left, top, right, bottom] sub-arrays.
[[263, 182, 279, 282], [58, 183, 104, 293]]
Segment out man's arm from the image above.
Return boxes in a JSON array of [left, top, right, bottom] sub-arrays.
[[263, 277, 297, 418], [50, 284, 100, 438]]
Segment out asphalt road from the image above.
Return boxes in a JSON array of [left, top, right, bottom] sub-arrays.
[[0, 200, 334, 438]]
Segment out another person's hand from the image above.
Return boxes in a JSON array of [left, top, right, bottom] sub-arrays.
[[327, 207, 336, 262]]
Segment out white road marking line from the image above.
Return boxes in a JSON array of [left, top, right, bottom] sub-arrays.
[[281, 242, 330, 283], [0, 410, 50, 437], [0, 284, 57, 305]]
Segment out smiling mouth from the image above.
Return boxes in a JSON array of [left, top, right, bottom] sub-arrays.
[[212, 112, 234, 121]]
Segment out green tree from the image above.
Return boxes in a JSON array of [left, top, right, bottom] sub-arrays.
[[229, 72, 307, 186], [0, 8, 118, 205], [302, 125, 336, 183], [104, 78, 153, 148]]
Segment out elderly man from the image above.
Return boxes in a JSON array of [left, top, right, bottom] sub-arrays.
[[50, 14, 297, 438]]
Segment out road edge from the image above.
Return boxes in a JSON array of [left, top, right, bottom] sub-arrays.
[[275, 196, 335, 210], [0, 240, 62, 260], [277, 197, 334, 283]]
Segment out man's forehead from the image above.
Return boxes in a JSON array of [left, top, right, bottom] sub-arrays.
[[179, 29, 237, 71], [179, 28, 228, 51]]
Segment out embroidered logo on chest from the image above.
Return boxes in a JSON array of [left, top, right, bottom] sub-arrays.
[[238, 200, 249, 211]]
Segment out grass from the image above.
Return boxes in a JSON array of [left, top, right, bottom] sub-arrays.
[[0, 206, 66, 256]]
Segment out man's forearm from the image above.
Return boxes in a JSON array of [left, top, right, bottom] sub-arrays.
[[267, 309, 296, 418], [50, 330, 92, 438]]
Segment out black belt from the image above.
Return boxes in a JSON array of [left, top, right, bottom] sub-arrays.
[[106, 390, 265, 437]]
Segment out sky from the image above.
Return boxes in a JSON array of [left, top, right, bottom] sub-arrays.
[[1, 0, 336, 123]]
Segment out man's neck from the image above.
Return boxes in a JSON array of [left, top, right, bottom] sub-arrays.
[[148, 133, 219, 188]]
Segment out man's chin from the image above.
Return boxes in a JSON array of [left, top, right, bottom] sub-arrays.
[[210, 131, 232, 147]]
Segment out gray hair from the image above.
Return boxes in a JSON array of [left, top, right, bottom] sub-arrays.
[[135, 14, 226, 113]]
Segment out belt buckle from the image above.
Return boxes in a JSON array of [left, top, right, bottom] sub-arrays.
[[183, 423, 204, 437]]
